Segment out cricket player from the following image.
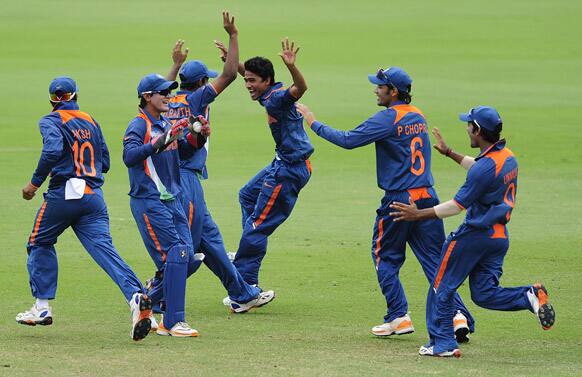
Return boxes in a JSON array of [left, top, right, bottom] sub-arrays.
[[229, 38, 314, 288], [18, 77, 153, 341], [389, 106, 555, 357], [154, 11, 275, 313], [123, 73, 205, 337], [296, 67, 474, 340]]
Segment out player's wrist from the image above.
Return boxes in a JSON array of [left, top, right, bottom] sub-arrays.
[[445, 147, 452, 157]]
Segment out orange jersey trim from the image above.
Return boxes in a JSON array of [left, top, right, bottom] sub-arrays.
[[188, 201, 194, 228], [56, 110, 96, 126], [254, 184, 283, 227], [137, 112, 153, 177], [29, 201, 47, 246], [434, 240, 457, 290], [391, 104, 425, 125], [170, 94, 189, 105], [485, 148, 514, 177], [305, 159, 312, 174]]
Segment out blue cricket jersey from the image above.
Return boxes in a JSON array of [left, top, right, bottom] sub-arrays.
[[123, 109, 187, 200], [259, 82, 314, 163], [31, 101, 109, 199], [165, 84, 218, 178], [311, 101, 433, 191], [454, 140, 518, 231]]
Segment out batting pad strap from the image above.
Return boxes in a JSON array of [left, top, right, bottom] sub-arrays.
[[460, 156, 476, 170], [434, 200, 464, 219]]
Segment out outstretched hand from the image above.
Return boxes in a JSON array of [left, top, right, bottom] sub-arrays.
[[295, 103, 316, 127], [432, 127, 450, 155], [279, 37, 300, 66], [222, 10, 237, 36], [22, 182, 38, 200], [214, 40, 228, 62], [389, 198, 419, 222], [172, 39, 189, 66]]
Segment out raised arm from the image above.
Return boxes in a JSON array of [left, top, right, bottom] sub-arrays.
[[210, 11, 239, 94], [166, 39, 189, 81], [279, 38, 307, 100], [214, 40, 245, 76], [432, 127, 475, 170]]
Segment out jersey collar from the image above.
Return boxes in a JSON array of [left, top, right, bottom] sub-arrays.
[[259, 82, 284, 105], [139, 108, 168, 126], [475, 139, 507, 160], [52, 101, 79, 111]]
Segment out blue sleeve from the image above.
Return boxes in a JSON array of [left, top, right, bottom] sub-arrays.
[[453, 161, 493, 209], [186, 84, 218, 115], [31, 115, 64, 187], [122, 118, 154, 167], [94, 120, 110, 174], [310, 111, 392, 150]]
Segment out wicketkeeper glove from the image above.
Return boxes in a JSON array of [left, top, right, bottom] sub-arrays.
[[150, 119, 188, 153]]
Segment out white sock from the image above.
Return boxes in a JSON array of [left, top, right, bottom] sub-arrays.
[[36, 298, 49, 308]]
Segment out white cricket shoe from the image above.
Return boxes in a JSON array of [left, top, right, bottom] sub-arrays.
[[129, 293, 152, 341], [419, 345, 461, 358], [229, 290, 276, 313], [16, 304, 53, 326], [453, 311, 470, 343], [222, 296, 232, 306], [156, 321, 199, 337], [527, 283, 555, 330], [371, 314, 414, 336]]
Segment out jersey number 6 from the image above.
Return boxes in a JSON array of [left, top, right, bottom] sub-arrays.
[[410, 136, 425, 176], [72, 140, 97, 177]]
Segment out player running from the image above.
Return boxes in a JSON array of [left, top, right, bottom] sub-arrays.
[[152, 11, 275, 313], [123, 73, 205, 337], [296, 67, 474, 340], [219, 38, 313, 288], [389, 106, 555, 357], [18, 77, 153, 341]]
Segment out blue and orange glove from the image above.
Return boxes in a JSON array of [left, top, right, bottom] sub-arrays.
[[186, 115, 211, 149], [151, 119, 188, 153]]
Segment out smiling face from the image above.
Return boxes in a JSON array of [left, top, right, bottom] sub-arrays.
[[374, 85, 396, 107], [143, 90, 171, 117], [243, 71, 271, 101]]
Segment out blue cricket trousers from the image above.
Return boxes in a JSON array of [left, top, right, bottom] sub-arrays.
[[427, 224, 532, 353], [234, 158, 312, 286], [26, 189, 144, 302], [130, 196, 193, 329], [373, 187, 474, 329], [179, 168, 259, 303]]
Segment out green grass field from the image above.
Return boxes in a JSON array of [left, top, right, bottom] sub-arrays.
[[1, 0, 581, 375]]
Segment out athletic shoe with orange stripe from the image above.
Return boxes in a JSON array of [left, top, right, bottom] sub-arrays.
[[419, 345, 461, 358], [371, 314, 414, 337], [16, 304, 53, 326], [453, 311, 470, 343], [527, 283, 555, 330], [156, 321, 199, 337], [130, 293, 152, 341]]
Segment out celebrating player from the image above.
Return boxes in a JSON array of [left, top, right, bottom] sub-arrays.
[[18, 77, 153, 341], [123, 73, 205, 337], [157, 11, 275, 313], [224, 38, 313, 289], [389, 106, 555, 357], [296, 67, 474, 340]]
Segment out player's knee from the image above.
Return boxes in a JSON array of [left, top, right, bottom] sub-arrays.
[[166, 244, 191, 264]]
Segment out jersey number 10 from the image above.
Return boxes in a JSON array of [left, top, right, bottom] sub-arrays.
[[72, 140, 97, 177]]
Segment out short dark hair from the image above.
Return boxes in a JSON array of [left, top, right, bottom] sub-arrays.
[[471, 121, 502, 143], [244, 57, 275, 85], [180, 77, 207, 91]]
